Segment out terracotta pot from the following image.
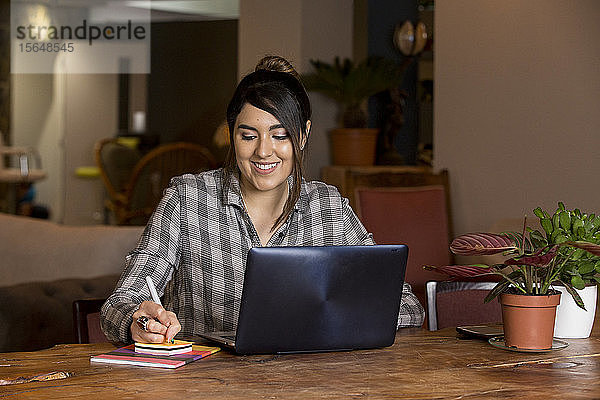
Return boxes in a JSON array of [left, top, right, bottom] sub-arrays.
[[500, 292, 561, 350], [330, 128, 378, 166]]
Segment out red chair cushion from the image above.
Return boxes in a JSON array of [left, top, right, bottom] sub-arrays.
[[356, 186, 450, 308], [436, 290, 502, 330]]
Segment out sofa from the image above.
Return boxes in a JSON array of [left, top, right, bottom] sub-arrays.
[[0, 213, 144, 352]]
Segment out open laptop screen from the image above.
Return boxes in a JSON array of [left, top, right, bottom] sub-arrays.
[[232, 245, 408, 354]]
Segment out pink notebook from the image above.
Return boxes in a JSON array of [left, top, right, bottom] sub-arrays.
[[91, 344, 220, 369]]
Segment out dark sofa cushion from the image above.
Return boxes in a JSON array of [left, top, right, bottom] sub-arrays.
[[0, 275, 120, 353]]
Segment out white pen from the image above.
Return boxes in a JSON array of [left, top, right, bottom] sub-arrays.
[[145, 276, 174, 343], [145, 276, 162, 306]]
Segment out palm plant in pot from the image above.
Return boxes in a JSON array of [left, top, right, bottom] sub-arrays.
[[530, 203, 600, 338], [426, 216, 600, 350], [302, 57, 406, 166]]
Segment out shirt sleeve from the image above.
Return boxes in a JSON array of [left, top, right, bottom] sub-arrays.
[[341, 197, 375, 245], [397, 283, 425, 328], [100, 184, 182, 343]]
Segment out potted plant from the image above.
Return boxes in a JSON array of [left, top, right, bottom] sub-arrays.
[[531, 203, 600, 338], [302, 57, 406, 165], [426, 216, 600, 350]]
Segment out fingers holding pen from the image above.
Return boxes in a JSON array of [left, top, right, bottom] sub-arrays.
[[131, 275, 183, 343], [164, 311, 182, 342], [131, 316, 166, 344], [131, 301, 162, 343], [140, 275, 181, 342], [148, 304, 182, 341], [131, 301, 180, 343], [132, 322, 166, 343]]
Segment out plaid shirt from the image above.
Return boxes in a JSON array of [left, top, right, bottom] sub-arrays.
[[101, 169, 425, 343]]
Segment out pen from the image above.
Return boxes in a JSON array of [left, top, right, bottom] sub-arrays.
[[145, 276, 174, 343], [145, 276, 162, 306]]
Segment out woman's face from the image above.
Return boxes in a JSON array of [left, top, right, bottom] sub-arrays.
[[234, 103, 295, 195]]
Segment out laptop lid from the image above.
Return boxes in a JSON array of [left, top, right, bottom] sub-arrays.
[[233, 245, 408, 355]]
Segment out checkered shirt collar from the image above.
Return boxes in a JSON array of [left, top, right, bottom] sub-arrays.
[[222, 170, 308, 213]]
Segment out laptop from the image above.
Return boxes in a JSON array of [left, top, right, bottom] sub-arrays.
[[199, 245, 408, 355]]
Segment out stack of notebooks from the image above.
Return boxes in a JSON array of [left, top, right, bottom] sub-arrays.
[[91, 340, 220, 369], [134, 340, 194, 355]]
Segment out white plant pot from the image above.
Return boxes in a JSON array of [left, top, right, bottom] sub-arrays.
[[553, 285, 597, 339]]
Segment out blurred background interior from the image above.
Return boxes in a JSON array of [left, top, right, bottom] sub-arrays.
[[1, 0, 598, 235], [1, 0, 600, 351]]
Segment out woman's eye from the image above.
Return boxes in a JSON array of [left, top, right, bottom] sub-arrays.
[[240, 133, 256, 140], [273, 133, 289, 141]]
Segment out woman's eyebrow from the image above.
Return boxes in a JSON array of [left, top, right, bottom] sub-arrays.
[[237, 124, 257, 132], [237, 123, 285, 131]]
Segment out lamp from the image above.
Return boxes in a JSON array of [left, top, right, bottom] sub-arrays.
[[212, 120, 230, 149], [394, 20, 428, 56]]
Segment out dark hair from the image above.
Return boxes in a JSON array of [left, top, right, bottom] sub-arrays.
[[223, 56, 311, 231]]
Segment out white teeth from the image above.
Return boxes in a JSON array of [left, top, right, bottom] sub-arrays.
[[254, 162, 277, 170]]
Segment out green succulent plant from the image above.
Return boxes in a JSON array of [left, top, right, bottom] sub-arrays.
[[530, 202, 600, 290]]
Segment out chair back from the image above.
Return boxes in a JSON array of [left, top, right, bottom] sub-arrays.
[[95, 138, 142, 202], [426, 281, 502, 331], [72, 299, 109, 344], [95, 140, 216, 225], [123, 142, 217, 224], [354, 170, 452, 313]]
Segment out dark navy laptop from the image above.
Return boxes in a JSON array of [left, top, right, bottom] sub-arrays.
[[199, 245, 408, 355]]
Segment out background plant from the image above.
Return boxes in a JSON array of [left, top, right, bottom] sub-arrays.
[[426, 217, 600, 310], [302, 57, 406, 128], [530, 202, 600, 289]]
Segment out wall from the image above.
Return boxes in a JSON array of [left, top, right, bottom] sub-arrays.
[[238, 0, 353, 181], [148, 20, 238, 158], [12, 73, 117, 224], [62, 74, 118, 224], [11, 74, 65, 220], [434, 1, 600, 234]]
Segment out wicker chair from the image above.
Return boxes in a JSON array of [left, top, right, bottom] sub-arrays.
[[96, 140, 216, 225]]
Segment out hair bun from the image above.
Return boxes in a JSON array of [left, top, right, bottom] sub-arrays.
[[255, 55, 299, 79]]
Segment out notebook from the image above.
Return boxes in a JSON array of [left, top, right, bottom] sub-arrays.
[[91, 344, 220, 369], [199, 245, 408, 355]]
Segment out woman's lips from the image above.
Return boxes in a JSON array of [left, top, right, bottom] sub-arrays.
[[252, 161, 279, 174]]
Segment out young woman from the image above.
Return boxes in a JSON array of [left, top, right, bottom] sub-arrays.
[[100, 56, 424, 344]]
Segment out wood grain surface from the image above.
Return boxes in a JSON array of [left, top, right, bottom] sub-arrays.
[[1, 322, 599, 399]]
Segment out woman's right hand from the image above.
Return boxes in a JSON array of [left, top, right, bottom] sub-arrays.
[[131, 301, 181, 343]]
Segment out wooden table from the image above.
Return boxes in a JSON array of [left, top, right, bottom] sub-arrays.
[[2, 320, 599, 400]]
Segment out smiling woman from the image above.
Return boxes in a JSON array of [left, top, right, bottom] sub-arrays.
[[100, 55, 425, 345], [223, 57, 313, 240], [232, 105, 296, 241]]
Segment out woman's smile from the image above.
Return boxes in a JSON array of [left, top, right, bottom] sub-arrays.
[[251, 161, 280, 174]]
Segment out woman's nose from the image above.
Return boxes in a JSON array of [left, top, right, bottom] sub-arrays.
[[256, 136, 274, 158]]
